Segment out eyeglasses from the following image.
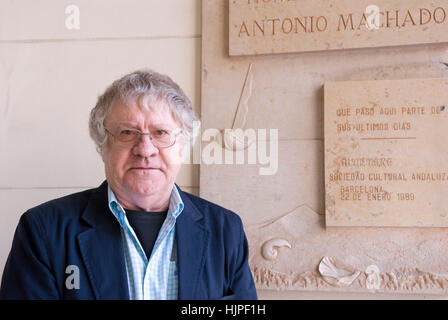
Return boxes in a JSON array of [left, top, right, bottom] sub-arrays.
[[105, 127, 182, 148]]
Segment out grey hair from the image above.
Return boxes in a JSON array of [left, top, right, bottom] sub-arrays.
[[89, 69, 199, 153]]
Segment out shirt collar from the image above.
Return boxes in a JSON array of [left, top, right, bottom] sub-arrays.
[[107, 184, 184, 223], [168, 184, 184, 219]]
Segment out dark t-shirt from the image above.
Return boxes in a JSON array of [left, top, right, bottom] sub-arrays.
[[125, 209, 167, 259]]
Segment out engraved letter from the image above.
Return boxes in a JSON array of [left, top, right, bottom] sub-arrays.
[[316, 16, 328, 32], [419, 8, 432, 25], [402, 10, 416, 27], [238, 21, 250, 37], [337, 14, 354, 31], [267, 18, 281, 35], [433, 7, 446, 24], [385, 10, 399, 28]]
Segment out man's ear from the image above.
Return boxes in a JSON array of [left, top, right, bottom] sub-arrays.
[[99, 144, 107, 163]]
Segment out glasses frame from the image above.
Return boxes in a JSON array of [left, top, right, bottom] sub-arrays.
[[105, 127, 182, 149]]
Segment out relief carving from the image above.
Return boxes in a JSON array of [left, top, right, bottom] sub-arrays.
[[252, 265, 448, 293], [261, 238, 292, 261], [365, 265, 381, 290], [203, 0, 448, 296], [222, 63, 255, 151], [247, 203, 448, 294], [318, 256, 360, 287]]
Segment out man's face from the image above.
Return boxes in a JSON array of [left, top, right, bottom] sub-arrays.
[[102, 98, 184, 207]]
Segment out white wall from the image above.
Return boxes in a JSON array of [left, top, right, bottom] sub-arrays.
[[0, 0, 442, 300]]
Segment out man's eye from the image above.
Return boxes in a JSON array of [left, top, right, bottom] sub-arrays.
[[154, 130, 168, 136], [121, 130, 134, 135]]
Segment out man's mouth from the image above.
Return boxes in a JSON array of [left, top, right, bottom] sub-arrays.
[[132, 167, 157, 170]]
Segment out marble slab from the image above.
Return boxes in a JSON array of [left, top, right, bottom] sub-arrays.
[[202, 0, 448, 295], [230, 0, 448, 56], [324, 78, 448, 227]]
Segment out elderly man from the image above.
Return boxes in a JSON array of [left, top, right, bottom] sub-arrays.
[[0, 70, 257, 300]]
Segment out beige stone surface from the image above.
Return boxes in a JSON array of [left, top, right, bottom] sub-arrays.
[[201, 0, 448, 294], [325, 78, 448, 227], [0, 0, 201, 41], [230, 0, 448, 56], [257, 289, 446, 300], [200, 140, 324, 226], [248, 206, 448, 294]]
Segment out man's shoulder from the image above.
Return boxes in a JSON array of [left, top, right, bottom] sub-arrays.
[[179, 188, 243, 227], [23, 184, 104, 223]]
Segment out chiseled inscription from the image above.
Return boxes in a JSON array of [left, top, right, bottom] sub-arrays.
[[229, 0, 448, 56], [324, 78, 448, 227]]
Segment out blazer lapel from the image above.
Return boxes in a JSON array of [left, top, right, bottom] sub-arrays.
[[176, 189, 209, 300], [76, 182, 129, 300]]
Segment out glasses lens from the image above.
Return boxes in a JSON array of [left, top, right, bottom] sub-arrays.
[[110, 127, 179, 148], [150, 129, 176, 148], [117, 129, 140, 144]]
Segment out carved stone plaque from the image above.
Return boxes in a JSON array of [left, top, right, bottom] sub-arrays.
[[229, 0, 448, 56], [204, 0, 448, 295], [325, 78, 448, 227]]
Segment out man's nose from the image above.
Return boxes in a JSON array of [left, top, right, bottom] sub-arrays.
[[132, 134, 159, 157]]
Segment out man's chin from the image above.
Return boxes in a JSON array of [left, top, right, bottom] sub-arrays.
[[125, 180, 167, 196]]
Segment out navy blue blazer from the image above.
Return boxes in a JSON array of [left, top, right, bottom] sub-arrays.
[[0, 181, 257, 300]]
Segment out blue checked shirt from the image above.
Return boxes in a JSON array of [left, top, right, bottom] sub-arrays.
[[107, 185, 184, 300]]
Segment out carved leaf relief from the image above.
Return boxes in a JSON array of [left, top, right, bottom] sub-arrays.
[[318, 256, 361, 287]]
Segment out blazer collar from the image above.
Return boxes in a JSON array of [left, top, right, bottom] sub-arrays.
[[77, 181, 209, 300], [176, 187, 209, 300], [77, 181, 129, 299]]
